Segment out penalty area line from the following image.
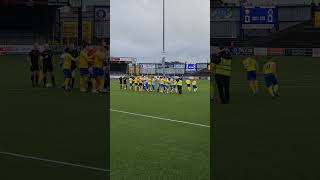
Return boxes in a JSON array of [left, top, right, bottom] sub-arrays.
[[0, 151, 110, 172], [110, 109, 210, 128]]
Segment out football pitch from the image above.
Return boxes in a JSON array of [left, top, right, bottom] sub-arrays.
[[0, 55, 108, 180], [213, 56, 320, 180], [110, 80, 210, 179], [0, 55, 210, 180], [3, 54, 319, 180]]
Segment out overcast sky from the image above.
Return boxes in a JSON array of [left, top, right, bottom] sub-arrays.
[[110, 0, 210, 63]]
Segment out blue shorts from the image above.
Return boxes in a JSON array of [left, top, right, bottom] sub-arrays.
[[247, 71, 257, 81], [79, 68, 89, 76], [264, 73, 278, 87], [172, 85, 176, 89], [93, 67, 104, 77], [160, 84, 164, 88], [89, 67, 94, 75], [139, 83, 143, 86], [193, 85, 197, 88], [130, 83, 133, 86], [63, 69, 71, 78]]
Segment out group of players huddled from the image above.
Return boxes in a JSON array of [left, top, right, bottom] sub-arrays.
[[27, 41, 109, 93], [119, 75, 198, 94]]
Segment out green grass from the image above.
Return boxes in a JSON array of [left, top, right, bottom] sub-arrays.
[[0, 55, 108, 180], [0, 55, 210, 180], [110, 80, 210, 179], [213, 56, 320, 180]]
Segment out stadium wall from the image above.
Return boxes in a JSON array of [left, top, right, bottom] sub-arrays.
[[211, 46, 320, 57], [0, 44, 63, 54]]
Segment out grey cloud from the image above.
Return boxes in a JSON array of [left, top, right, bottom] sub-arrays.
[[111, 0, 209, 63]]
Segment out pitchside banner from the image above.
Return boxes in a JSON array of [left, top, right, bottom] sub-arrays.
[[241, 7, 278, 29], [0, 45, 63, 54], [267, 48, 284, 56], [313, 48, 320, 57], [231, 47, 254, 55], [254, 48, 267, 56], [196, 63, 209, 71], [285, 48, 313, 56]]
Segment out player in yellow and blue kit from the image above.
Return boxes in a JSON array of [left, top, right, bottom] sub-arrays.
[[151, 77, 155, 91], [165, 78, 170, 93], [192, 80, 198, 92], [62, 48, 76, 91], [243, 56, 259, 95], [172, 78, 178, 93], [263, 57, 279, 98], [159, 77, 165, 93], [138, 76, 143, 91], [92, 45, 106, 93], [79, 44, 92, 92], [134, 76, 138, 91], [129, 76, 133, 90], [186, 79, 191, 92], [147, 77, 152, 91]]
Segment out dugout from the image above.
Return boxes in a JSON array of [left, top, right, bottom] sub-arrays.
[[110, 57, 136, 75]]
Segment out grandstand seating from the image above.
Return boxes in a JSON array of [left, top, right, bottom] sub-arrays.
[[0, 6, 55, 45]]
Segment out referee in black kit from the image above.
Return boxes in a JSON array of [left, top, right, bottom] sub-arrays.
[[213, 45, 232, 104]]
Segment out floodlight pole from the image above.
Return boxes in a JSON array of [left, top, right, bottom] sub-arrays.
[[162, 0, 165, 55], [162, 0, 166, 75], [78, 0, 83, 46]]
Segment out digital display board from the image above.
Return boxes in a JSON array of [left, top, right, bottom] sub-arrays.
[[241, 7, 278, 29], [186, 64, 196, 72]]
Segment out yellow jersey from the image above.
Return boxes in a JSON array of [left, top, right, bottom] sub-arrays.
[[186, 79, 191, 85], [129, 78, 133, 84], [148, 79, 151, 85], [263, 61, 276, 74], [63, 53, 73, 69], [166, 79, 170, 85], [160, 78, 165, 85], [94, 50, 104, 68], [79, 50, 90, 68], [172, 80, 177, 85], [243, 57, 257, 71], [192, 81, 197, 85], [134, 77, 138, 83]]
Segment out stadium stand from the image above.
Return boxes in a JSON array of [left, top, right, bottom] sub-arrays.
[[211, 1, 320, 48], [0, 6, 55, 45]]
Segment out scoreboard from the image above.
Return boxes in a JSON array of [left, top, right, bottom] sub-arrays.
[[241, 7, 278, 29]]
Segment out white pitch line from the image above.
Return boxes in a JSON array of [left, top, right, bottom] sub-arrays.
[[0, 151, 110, 172], [110, 109, 210, 128]]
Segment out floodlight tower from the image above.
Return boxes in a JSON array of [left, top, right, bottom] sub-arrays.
[[161, 0, 166, 75], [78, 0, 83, 46]]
